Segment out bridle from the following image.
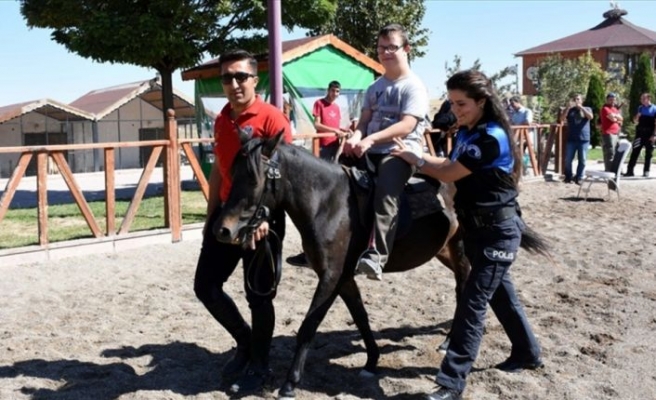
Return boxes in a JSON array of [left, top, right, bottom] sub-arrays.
[[239, 145, 283, 297], [237, 148, 281, 245]]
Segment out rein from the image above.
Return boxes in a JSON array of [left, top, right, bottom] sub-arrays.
[[241, 147, 283, 297], [246, 230, 282, 297]]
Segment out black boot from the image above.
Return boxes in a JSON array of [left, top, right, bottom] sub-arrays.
[[203, 295, 252, 381], [229, 301, 275, 394]]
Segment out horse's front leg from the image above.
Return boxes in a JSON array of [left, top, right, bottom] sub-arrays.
[[337, 277, 379, 375], [278, 272, 342, 399]]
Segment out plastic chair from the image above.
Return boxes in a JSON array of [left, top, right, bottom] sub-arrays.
[[577, 139, 631, 201]]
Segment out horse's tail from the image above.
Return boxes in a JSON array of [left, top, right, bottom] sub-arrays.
[[520, 224, 551, 258]]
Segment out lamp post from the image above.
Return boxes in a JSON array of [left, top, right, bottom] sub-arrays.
[[267, 0, 283, 109]]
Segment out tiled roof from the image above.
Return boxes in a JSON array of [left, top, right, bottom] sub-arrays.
[[70, 78, 195, 120], [0, 99, 93, 125], [516, 16, 656, 56], [181, 34, 384, 81]]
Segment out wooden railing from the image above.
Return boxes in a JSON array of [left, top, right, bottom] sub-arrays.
[[0, 117, 567, 250], [0, 110, 212, 247]]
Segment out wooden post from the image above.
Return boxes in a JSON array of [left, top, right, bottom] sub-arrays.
[[541, 126, 556, 174], [312, 137, 320, 157], [104, 148, 116, 236], [51, 151, 102, 237], [37, 152, 48, 246], [0, 152, 32, 224], [523, 128, 540, 176], [557, 124, 567, 174], [165, 109, 182, 242], [181, 142, 209, 201]]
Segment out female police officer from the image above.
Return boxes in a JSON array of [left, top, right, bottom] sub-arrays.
[[392, 69, 542, 400]]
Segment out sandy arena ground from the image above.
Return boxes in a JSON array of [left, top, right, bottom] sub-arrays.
[[1, 177, 655, 400]]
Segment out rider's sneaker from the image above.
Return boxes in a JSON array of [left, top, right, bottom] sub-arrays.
[[355, 254, 383, 281], [424, 386, 463, 400]]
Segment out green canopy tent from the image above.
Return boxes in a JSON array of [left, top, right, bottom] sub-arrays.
[[181, 34, 384, 148]]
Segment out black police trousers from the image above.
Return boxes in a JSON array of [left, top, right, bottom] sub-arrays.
[[436, 215, 541, 392]]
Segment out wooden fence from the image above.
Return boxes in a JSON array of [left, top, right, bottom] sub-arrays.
[[0, 110, 212, 247], [0, 113, 566, 249]]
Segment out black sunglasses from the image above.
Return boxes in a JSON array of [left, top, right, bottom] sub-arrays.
[[221, 72, 256, 84]]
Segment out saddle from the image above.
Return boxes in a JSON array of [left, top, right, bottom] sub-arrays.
[[343, 163, 444, 238]]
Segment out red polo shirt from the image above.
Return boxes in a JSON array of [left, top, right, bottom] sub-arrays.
[[313, 98, 342, 147], [213, 96, 292, 202], [600, 104, 621, 135]]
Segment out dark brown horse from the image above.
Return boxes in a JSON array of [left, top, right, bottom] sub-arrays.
[[214, 131, 547, 399]]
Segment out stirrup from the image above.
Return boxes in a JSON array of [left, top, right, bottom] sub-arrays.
[[355, 250, 383, 281]]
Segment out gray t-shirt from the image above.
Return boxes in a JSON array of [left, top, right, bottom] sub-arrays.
[[362, 72, 428, 155]]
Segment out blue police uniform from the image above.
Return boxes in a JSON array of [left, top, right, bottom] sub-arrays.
[[626, 103, 656, 176], [435, 121, 541, 393]]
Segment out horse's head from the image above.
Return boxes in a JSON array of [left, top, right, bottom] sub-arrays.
[[213, 127, 286, 245]]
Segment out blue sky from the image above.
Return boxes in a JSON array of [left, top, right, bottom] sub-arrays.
[[1, 0, 654, 106]]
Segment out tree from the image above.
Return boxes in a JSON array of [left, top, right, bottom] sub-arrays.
[[628, 52, 656, 124], [441, 54, 517, 98], [20, 0, 337, 121], [308, 0, 429, 61], [536, 52, 606, 123], [583, 73, 606, 147]]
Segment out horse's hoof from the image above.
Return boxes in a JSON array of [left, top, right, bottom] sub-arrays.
[[437, 337, 451, 354], [278, 382, 295, 400], [359, 369, 377, 379]]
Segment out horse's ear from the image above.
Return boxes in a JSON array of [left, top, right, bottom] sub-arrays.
[[262, 129, 286, 157], [236, 125, 251, 145]]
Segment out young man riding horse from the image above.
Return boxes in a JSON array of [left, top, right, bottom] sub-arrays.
[[342, 23, 430, 281]]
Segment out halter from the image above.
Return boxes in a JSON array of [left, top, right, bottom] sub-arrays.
[[237, 147, 282, 244]]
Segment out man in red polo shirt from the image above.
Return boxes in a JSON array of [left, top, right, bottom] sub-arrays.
[[193, 49, 291, 394], [286, 81, 346, 267], [600, 92, 623, 172], [314, 80, 346, 161]]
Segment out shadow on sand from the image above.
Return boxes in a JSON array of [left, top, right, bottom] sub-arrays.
[[0, 322, 451, 399]]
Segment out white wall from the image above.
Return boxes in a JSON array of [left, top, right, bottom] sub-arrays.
[[97, 97, 165, 169], [0, 97, 194, 178], [0, 113, 77, 177]]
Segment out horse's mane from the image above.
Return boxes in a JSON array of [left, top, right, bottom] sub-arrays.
[[278, 143, 346, 179]]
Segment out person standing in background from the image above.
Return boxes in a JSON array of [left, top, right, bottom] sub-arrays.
[[624, 92, 656, 177], [563, 93, 593, 184], [600, 92, 623, 172], [509, 96, 533, 126], [314, 80, 348, 161], [286, 80, 348, 268]]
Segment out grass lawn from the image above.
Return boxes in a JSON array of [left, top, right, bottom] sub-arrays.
[[0, 190, 207, 249], [588, 147, 602, 161]]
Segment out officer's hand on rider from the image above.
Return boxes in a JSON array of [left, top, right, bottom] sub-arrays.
[[391, 137, 421, 165], [249, 221, 269, 250]]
